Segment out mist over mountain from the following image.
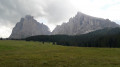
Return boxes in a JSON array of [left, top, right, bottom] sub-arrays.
[[52, 12, 120, 35], [9, 15, 51, 39]]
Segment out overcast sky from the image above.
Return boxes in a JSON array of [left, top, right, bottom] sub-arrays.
[[0, 0, 120, 38]]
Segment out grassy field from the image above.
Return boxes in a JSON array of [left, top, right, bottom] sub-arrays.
[[0, 40, 120, 67]]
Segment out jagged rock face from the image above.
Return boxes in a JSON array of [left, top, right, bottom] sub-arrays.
[[9, 15, 51, 39], [52, 12, 120, 35]]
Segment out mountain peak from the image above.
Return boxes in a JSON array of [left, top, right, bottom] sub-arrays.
[[25, 15, 33, 19], [52, 12, 120, 35], [19, 15, 34, 23], [77, 12, 85, 15], [9, 15, 51, 39]]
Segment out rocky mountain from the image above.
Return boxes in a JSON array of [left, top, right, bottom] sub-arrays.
[[9, 15, 51, 39], [52, 12, 120, 35]]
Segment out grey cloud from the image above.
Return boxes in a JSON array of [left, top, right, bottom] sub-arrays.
[[43, 0, 76, 24], [0, 0, 45, 24], [0, 0, 77, 26]]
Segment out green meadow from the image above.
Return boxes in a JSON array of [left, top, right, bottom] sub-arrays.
[[0, 40, 120, 67]]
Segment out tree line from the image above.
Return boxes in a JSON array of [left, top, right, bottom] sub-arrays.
[[25, 27, 120, 48]]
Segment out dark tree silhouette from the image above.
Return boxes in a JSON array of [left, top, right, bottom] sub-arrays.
[[25, 27, 120, 48]]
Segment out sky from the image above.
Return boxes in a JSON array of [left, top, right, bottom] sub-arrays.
[[0, 0, 120, 38]]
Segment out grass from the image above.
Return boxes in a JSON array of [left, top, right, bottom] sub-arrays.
[[0, 40, 120, 67]]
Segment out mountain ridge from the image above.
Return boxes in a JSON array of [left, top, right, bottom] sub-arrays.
[[9, 12, 120, 39], [52, 12, 120, 35]]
